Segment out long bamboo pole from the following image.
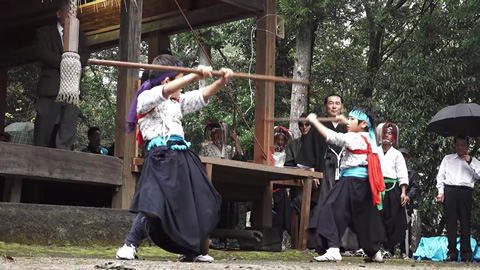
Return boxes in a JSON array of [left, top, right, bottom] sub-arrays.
[[88, 59, 310, 85], [269, 117, 337, 122]]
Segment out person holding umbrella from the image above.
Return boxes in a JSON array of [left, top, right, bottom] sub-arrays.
[[436, 135, 480, 262]]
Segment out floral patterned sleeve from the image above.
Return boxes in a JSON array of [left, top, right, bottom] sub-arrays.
[[200, 143, 220, 158], [137, 85, 167, 114], [180, 88, 208, 115]]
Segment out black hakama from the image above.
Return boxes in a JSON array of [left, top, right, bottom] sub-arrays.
[[381, 183, 407, 251], [308, 176, 385, 257], [130, 144, 221, 256]]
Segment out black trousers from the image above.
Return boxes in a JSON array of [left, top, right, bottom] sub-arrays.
[[308, 176, 385, 257], [130, 146, 221, 256], [34, 96, 79, 150], [272, 187, 291, 238], [444, 185, 473, 260], [381, 184, 407, 251]]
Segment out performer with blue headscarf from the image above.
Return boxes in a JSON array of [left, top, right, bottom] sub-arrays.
[[116, 54, 233, 262], [306, 107, 385, 263]]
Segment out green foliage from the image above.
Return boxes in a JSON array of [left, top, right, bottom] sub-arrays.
[[76, 47, 120, 149], [278, 0, 329, 28], [375, 0, 480, 238], [6, 64, 39, 124]]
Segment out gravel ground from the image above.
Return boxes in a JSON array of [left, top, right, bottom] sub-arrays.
[[1, 257, 480, 270]]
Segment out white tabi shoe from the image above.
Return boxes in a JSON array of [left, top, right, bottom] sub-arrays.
[[193, 254, 214, 262], [354, 248, 366, 257], [115, 244, 137, 260], [364, 250, 384, 263], [178, 254, 214, 263], [314, 247, 342, 262]]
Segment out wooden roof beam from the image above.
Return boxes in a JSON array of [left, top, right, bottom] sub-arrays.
[[221, 0, 264, 12], [86, 4, 258, 49]]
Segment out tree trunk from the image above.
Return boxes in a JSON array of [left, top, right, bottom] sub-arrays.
[[360, 0, 384, 98], [198, 45, 212, 89], [289, 20, 316, 138], [360, 29, 384, 98]]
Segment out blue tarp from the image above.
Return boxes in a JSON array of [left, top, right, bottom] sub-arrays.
[[413, 236, 478, 262]]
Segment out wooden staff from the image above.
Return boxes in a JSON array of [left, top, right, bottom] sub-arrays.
[[88, 59, 310, 85], [269, 117, 338, 122]]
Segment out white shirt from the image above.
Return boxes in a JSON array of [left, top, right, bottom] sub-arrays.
[[436, 154, 480, 195], [378, 147, 409, 186], [57, 22, 64, 46], [273, 151, 286, 167], [326, 130, 369, 171], [137, 85, 208, 141]]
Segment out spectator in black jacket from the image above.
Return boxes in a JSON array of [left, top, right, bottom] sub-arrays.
[[33, 1, 90, 150]]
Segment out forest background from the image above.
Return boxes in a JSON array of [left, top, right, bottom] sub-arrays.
[[5, 0, 480, 241]]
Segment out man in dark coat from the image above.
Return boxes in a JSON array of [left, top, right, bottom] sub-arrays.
[[34, 1, 90, 149], [297, 94, 347, 205]]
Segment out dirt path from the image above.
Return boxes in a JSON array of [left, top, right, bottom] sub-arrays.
[[1, 257, 479, 270]]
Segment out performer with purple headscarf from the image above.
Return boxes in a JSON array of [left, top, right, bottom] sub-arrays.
[[116, 54, 233, 262]]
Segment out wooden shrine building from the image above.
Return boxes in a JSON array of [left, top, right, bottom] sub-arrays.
[[0, 0, 320, 250]]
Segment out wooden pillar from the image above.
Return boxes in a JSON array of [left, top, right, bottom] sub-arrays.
[[112, 0, 143, 209], [147, 32, 170, 63], [251, 0, 276, 229], [204, 162, 213, 253], [298, 178, 312, 250], [0, 68, 7, 132], [253, 1, 275, 166]]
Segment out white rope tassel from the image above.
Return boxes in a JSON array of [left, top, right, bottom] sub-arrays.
[[57, 0, 80, 106], [57, 52, 82, 106]]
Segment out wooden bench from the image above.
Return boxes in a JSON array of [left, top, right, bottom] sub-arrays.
[[132, 156, 322, 250], [0, 142, 123, 203]]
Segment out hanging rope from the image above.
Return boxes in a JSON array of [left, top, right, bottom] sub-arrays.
[[57, 0, 82, 106], [173, 0, 268, 160]]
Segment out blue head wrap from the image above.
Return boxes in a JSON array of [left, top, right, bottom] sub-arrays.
[[348, 109, 378, 153]]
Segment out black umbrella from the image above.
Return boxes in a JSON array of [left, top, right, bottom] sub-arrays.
[[427, 103, 480, 137]]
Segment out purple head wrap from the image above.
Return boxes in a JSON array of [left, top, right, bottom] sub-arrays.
[[126, 71, 180, 133]]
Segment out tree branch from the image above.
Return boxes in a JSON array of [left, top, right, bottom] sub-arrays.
[[216, 48, 231, 67], [381, 0, 435, 64], [394, 0, 409, 10]]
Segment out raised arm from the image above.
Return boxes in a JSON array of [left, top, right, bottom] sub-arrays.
[[230, 131, 243, 157], [202, 68, 233, 102], [162, 66, 213, 99], [466, 156, 480, 179], [306, 113, 330, 139]]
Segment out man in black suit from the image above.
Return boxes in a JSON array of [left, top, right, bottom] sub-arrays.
[[34, 1, 89, 149]]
